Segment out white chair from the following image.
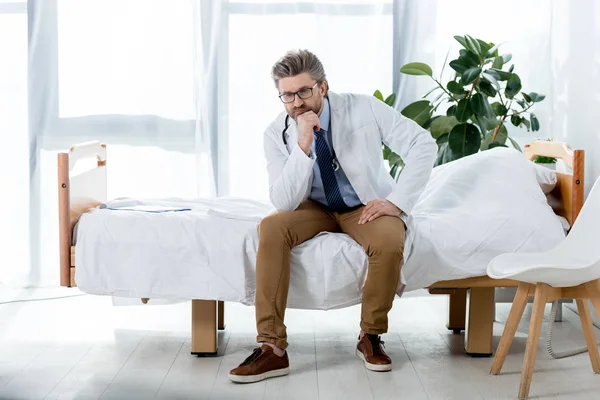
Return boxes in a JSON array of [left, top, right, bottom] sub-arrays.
[[487, 175, 600, 399]]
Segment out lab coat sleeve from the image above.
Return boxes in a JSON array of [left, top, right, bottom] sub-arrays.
[[264, 129, 315, 211], [368, 96, 437, 216]]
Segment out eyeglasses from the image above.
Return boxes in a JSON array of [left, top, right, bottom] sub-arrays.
[[278, 82, 320, 103]]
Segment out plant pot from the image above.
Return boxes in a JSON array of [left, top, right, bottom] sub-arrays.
[[536, 163, 556, 170]]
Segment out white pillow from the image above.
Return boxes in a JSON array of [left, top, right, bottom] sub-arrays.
[[530, 161, 557, 194]]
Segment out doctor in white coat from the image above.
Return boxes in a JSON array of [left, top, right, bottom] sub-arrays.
[[229, 49, 437, 384]]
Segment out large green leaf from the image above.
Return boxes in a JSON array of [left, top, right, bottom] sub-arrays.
[[489, 68, 512, 81], [478, 80, 497, 97], [474, 115, 489, 136], [491, 102, 507, 116], [373, 90, 384, 101], [485, 44, 500, 58], [480, 124, 508, 150], [449, 59, 469, 74], [435, 142, 453, 166], [508, 136, 522, 152], [471, 93, 489, 117], [430, 116, 459, 139], [522, 118, 531, 130], [478, 41, 492, 57], [425, 115, 440, 130], [505, 73, 522, 99], [446, 105, 457, 117], [485, 117, 501, 130], [455, 98, 473, 122], [492, 56, 503, 69], [384, 93, 397, 107], [461, 67, 482, 85], [481, 72, 500, 90], [530, 113, 540, 131], [400, 62, 433, 77], [465, 35, 482, 56], [528, 92, 546, 102], [448, 123, 481, 157], [400, 100, 433, 127], [388, 152, 403, 165], [488, 142, 509, 149], [511, 115, 523, 127], [494, 124, 508, 144], [447, 81, 465, 95], [390, 164, 399, 179], [454, 35, 468, 49], [382, 144, 392, 160], [459, 49, 480, 68]]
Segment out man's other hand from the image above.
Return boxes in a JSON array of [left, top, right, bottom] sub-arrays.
[[358, 199, 401, 224]]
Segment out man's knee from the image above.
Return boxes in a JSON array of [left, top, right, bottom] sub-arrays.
[[364, 220, 405, 258], [367, 238, 404, 259], [258, 211, 295, 238]]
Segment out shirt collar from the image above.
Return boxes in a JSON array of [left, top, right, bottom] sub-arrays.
[[318, 97, 330, 132]]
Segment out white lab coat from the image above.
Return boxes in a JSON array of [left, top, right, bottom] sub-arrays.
[[263, 91, 438, 217]]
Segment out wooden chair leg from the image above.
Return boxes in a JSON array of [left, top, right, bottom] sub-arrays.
[[218, 300, 225, 330], [447, 289, 467, 333], [491, 283, 531, 375], [191, 299, 218, 356], [519, 283, 548, 400], [465, 287, 495, 356], [575, 299, 600, 373]]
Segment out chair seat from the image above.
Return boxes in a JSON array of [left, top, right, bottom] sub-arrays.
[[487, 251, 600, 288]]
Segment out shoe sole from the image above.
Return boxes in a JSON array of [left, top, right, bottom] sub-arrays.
[[356, 349, 392, 372], [228, 367, 290, 383]]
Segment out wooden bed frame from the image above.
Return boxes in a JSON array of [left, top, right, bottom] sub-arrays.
[[58, 140, 584, 357]]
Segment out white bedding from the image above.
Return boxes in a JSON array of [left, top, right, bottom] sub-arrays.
[[74, 148, 567, 310]]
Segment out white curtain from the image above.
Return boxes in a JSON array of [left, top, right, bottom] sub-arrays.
[[3, 0, 393, 288], [2, 0, 600, 288], [0, 0, 29, 287]]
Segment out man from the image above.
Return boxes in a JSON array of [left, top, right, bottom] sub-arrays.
[[229, 49, 437, 383]]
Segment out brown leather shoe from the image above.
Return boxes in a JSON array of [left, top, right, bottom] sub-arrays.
[[356, 334, 392, 371], [229, 344, 290, 383]]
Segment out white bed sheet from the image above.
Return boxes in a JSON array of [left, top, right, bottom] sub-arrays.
[[74, 198, 372, 310], [74, 148, 567, 310]]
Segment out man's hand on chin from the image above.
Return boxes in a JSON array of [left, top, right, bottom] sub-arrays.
[[358, 199, 401, 224]]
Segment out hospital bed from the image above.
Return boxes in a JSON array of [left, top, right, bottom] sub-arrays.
[[57, 140, 584, 357]]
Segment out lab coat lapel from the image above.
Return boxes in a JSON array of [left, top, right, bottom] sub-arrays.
[[327, 92, 373, 203]]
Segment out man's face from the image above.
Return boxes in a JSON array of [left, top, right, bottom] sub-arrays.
[[278, 72, 327, 121]]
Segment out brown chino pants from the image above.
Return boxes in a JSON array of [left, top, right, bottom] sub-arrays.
[[255, 199, 406, 350]]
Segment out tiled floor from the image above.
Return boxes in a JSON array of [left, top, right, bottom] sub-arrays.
[[1, 288, 599, 399]]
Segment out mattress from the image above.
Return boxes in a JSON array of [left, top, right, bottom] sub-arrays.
[[74, 198, 372, 310], [74, 148, 568, 310]]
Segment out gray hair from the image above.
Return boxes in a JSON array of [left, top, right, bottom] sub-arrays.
[[271, 49, 327, 91]]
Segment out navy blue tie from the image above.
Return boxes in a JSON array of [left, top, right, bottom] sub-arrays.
[[314, 129, 347, 212]]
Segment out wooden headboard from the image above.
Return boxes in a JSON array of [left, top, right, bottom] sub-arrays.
[[58, 141, 107, 287], [524, 140, 585, 226]]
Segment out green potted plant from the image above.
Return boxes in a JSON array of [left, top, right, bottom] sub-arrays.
[[533, 139, 558, 169], [376, 34, 546, 179]]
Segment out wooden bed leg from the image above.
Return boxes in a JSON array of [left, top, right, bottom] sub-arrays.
[[218, 300, 225, 330], [447, 289, 467, 334], [191, 300, 218, 356], [464, 287, 495, 357]]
